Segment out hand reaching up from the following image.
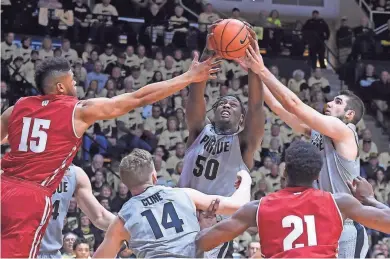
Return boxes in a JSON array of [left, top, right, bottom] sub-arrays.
[[347, 176, 375, 204], [187, 52, 221, 83]]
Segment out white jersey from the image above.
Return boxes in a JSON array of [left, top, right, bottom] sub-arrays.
[[38, 166, 77, 258], [179, 124, 248, 196]]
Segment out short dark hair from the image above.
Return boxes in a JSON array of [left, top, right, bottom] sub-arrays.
[[285, 141, 323, 186], [340, 90, 365, 125], [35, 57, 71, 94], [211, 95, 246, 116], [73, 238, 90, 251]]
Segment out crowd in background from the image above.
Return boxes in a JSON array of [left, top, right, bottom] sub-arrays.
[[1, 0, 390, 258]]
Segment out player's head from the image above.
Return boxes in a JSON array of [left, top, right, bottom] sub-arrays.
[[35, 57, 76, 96], [325, 90, 365, 125], [284, 141, 323, 187], [212, 95, 246, 133], [119, 149, 157, 190], [73, 238, 90, 259]]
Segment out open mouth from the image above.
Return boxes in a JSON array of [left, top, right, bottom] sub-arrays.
[[324, 110, 331, 115], [221, 110, 230, 118]]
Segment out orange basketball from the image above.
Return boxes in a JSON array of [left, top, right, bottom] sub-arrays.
[[210, 19, 250, 60]]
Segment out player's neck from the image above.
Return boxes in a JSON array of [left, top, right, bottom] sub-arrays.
[[286, 183, 312, 188], [130, 183, 154, 196], [214, 124, 238, 135]]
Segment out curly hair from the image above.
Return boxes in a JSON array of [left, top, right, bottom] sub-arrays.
[[210, 95, 247, 116], [34, 57, 71, 94], [285, 141, 323, 186]]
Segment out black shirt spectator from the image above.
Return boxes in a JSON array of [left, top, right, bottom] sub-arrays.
[[336, 17, 353, 48], [111, 183, 132, 212], [73, 0, 91, 21], [371, 71, 390, 100], [105, 53, 131, 77]]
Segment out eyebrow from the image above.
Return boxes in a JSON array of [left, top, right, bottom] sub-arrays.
[[335, 97, 343, 102]]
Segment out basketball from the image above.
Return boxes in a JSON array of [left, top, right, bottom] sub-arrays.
[[210, 19, 251, 60]]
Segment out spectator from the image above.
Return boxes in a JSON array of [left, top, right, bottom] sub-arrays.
[[253, 11, 268, 27], [265, 164, 281, 192], [246, 242, 261, 258], [61, 38, 79, 64], [93, 0, 118, 16], [166, 5, 189, 47], [290, 20, 305, 57], [141, 59, 155, 83], [53, 47, 62, 58], [362, 153, 383, 179], [128, 66, 147, 90], [336, 16, 354, 64], [158, 116, 183, 151], [144, 104, 167, 135], [153, 49, 165, 71], [84, 154, 104, 179], [287, 69, 306, 94], [136, 45, 147, 69], [153, 155, 172, 181], [173, 49, 185, 73], [358, 64, 378, 89], [116, 123, 153, 155], [352, 17, 376, 59], [303, 10, 330, 69], [360, 129, 379, 154], [267, 10, 281, 27], [311, 91, 326, 113], [99, 43, 117, 70], [18, 36, 33, 64], [61, 232, 78, 258], [99, 183, 113, 199], [170, 160, 183, 186], [371, 71, 390, 125], [72, 0, 91, 42], [84, 50, 99, 73], [105, 52, 130, 78], [198, 3, 220, 33], [92, 170, 107, 195], [143, 3, 166, 46], [231, 8, 245, 21], [111, 182, 131, 212], [374, 168, 390, 203], [378, 143, 390, 170], [74, 58, 88, 86], [73, 215, 100, 252], [39, 36, 54, 60], [85, 60, 109, 92], [160, 56, 176, 80], [124, 46, 140, 68], [308, 68, 331, 94], [166, 142, 185, 171], [374, 0, 390, 11]]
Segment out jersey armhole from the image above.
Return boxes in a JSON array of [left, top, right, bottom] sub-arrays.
[[347, 123, 360, 159], [72, 101, 83, 139], [256, 198, 263, 230], [184, 124, 210, 156], [329, 194, 344, 230]]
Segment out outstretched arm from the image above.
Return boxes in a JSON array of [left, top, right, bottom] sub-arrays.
[[247, 47, 352, 141], [75, 54, 219, 137], [74, 166, 115, 230], [93, 217, 130, 258], [195, 200, 259, 252], [335, 194, 390, 234], [186, 35, 217, 148], [263, 85, 311, 136], [183, 170, 252, 215], [335, 176, 390, 234], [238, 67, 264, 169], [1, 106, 13, 143]]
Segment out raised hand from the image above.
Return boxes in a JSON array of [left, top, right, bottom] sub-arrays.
[[187, 52, 221, 82], [347, 176, 375, 203]]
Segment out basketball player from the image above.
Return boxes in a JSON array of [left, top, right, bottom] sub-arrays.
[[38, 165, 115, 258], [242, 33, 368, 258], [93, 149, 252, 258], [0, 55, 219, 258], [196, 141, 390, 258], [178, 22, 264, 257]]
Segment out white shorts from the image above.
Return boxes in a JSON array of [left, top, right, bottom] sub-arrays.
[[338, 220, 369, 258]]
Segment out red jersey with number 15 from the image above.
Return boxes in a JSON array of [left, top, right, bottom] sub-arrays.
[[257, 187, 343, 258], [1, 95, 82, 192]]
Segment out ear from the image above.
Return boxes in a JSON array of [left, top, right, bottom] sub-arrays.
[[239, 114, 245, 126], [56, 82, 66, 94], [282, 168, 287, 179], [152, 170, 157, 185], [345, 109, 355, 123]]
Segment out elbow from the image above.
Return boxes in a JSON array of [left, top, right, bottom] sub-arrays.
[[195, 235, 212, 252]]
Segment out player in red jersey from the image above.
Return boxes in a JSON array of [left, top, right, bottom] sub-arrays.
[[0, 55, 220, 258], [196, 141, 390, 258]]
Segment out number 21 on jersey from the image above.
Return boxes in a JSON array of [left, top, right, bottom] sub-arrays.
[[18, 117, 51, 153], [282, 215, 318, 251]]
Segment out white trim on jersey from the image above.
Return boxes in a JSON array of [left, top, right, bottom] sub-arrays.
[[256, 198, 263, 231], [29, 196, 51, 259], [72, 101, 82, 139], [330, 194, 345, 231]]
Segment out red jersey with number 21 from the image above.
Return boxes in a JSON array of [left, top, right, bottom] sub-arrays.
[[257, 187, 343, 258], [1, 95, 82, 192]]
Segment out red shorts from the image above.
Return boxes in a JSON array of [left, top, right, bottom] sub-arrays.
[[1, 176, 53, 258]]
